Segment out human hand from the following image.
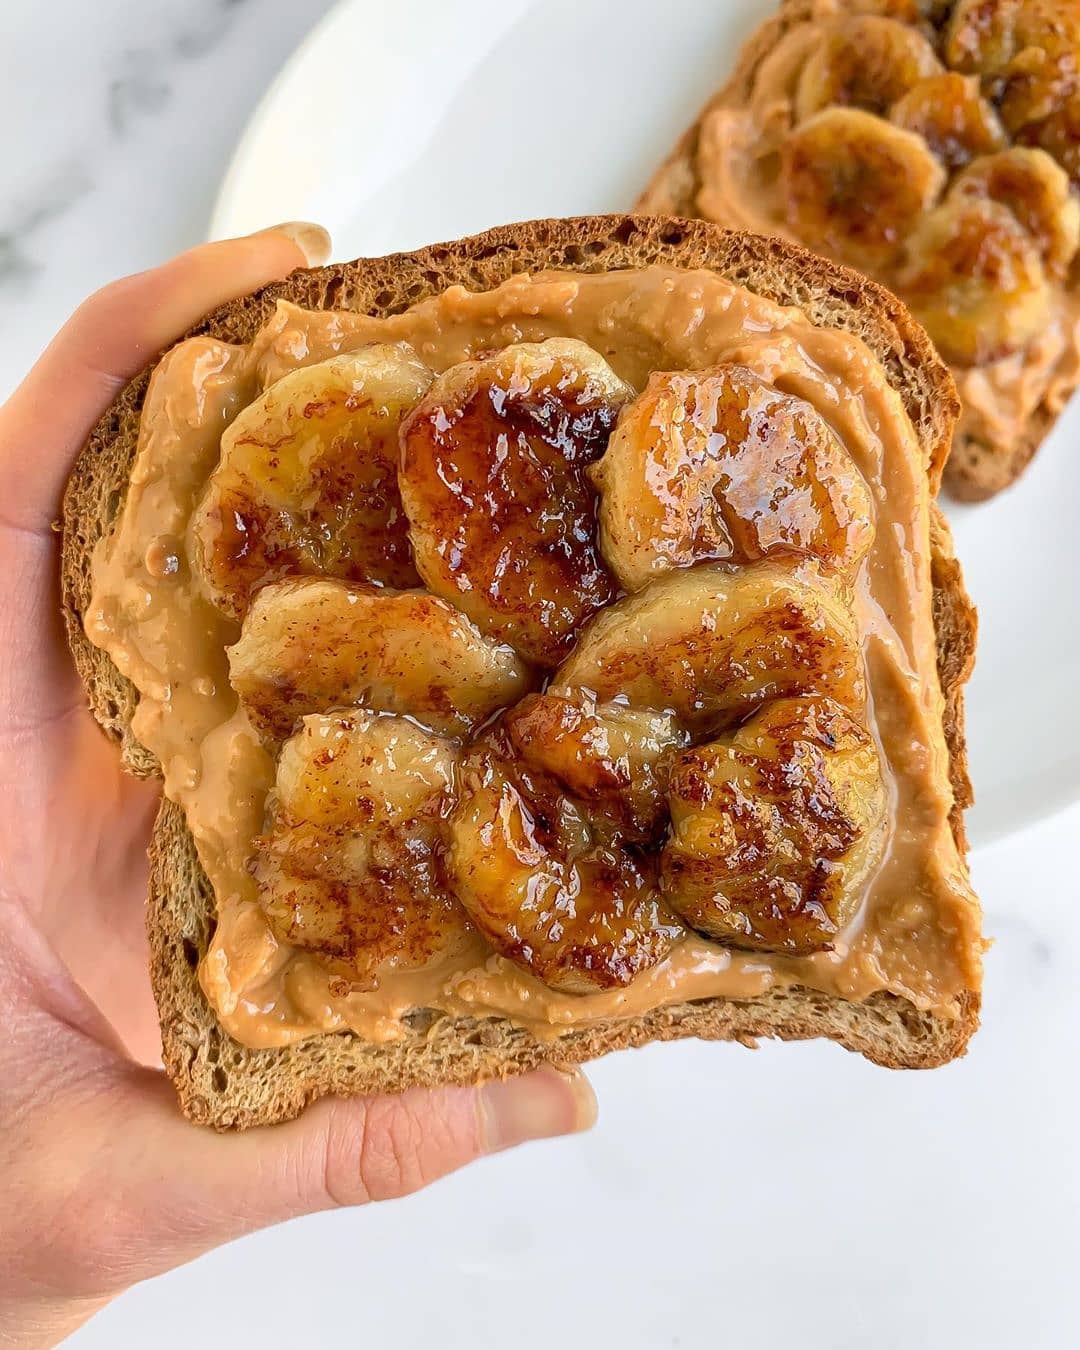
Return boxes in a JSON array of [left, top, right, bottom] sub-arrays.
[[0, 228, 595, 1348]]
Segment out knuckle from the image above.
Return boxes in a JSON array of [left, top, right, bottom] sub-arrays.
[[72, 276, 135, 332], [358, 1098, 428, 1201], [321, 1092, 475, 1207]]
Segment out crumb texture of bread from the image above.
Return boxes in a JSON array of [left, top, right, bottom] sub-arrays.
[[637, 0, 1080, 499], [62, 215, 978, 1128]]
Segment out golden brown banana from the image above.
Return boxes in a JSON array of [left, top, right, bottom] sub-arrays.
[[945, 1, 1080, 135], [795, 15, 943, 121], [192, 346, 432, 620], [945, 0, 1026, 75], [255, 711, 469, 987], [897, 195, 1053, 365], [997, 37, 1080, 136], [945, 0, 1080, 77], [446, 728, 684, 993], [504, 692, 687, 843], [953, 146, 1080, 278], [781, 108, 947, 270], [661, 697, 887, 956], [1018, 93, 1080, 188], [399, 339, 632, 667], [589, 366, 874, 594], [553, 560, 865, 736], [229, 576, 531, 741], [890, 72, 1007, 167]]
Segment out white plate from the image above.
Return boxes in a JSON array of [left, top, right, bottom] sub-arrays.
[[210, 0, 1080, 847]]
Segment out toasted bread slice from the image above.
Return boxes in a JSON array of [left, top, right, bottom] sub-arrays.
[[61, 215, 978, 1129], [638, 0, 1080, 500]]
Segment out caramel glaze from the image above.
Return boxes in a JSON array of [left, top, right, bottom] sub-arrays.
[[447, 722, 685, 995], [399, 345, 625, 666], [661, 696, 886, 955], [86, 265, 982, 1048], [254, 710, 470, 993], [592, 366, 874, 590]]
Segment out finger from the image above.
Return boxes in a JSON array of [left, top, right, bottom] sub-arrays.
[[0, 222, 331, 533], [46, 1065, 596, 1296], [165, 1064, 595, 1219]]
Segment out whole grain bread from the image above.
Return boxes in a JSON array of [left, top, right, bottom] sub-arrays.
[[636, 0, 1073, 501], [61, 214, 978, 1129]]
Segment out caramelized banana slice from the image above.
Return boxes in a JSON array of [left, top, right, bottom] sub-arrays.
[[447, 734, 684, 993], [890, 72, 1007, 167], [795, 15, 943, 121], [952, 147, 1080, 278], [946, 0, 1080, 77], [255, 711, 469, 987], [944, 0, 1024, 74], [229, 576, 531, 741], [554, 561, 865, 735], [399, 339, 631, 666], [1018, 93, 1080, 188], [504, 692, 687, 842], [590, 367, 873, 593], [897, 196, 1053, 365], [192, 347, 432, 620], [997, 36, 1080, 136], [946, 1, 1080, 132], [661, 698, 887, 956], [781, 108, 947, 270]]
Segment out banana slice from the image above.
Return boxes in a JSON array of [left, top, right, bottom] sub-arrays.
[[399, 339, 631, 667], [553, 560, 865, 735], [229, 576, 531, 741], [946, 0, 1080, 134], [661, 698, 887, 956], [504, 692, 687, 843], [1019, 93, 1080, 188], [446, 731, 684, 994], [945, 0, 1079, 81], [944, 0, 1021, 75], [890, 72, 1007, 167], [192, 346, 432, 620], [255, 711, 469, 988], [589, 366, 874, 594], [795, 15, 943, 121], [952, 147, 1080, 278], [998, 38, 1080, 137], [781, 108, 947, 270], [897, 196, 1053, 365]]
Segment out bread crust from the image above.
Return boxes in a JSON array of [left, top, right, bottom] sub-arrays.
[[60, 214, 978, 1128], [636, 0, 1072, 499]]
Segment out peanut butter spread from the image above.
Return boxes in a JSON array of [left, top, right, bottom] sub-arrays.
[[691, 0, 1080, 457], [86, 265, 981, 1049]]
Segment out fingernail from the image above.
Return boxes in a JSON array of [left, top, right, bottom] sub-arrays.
[[257, 221, 332, 267], [478, 1065, 598, 1153]]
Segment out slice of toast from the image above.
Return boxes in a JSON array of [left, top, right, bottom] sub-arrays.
[[61, 215, 978, 1129], [637, 0, 1078, 500]]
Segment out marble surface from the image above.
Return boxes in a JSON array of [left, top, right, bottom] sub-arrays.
[[2, 3, 1078, 1347]]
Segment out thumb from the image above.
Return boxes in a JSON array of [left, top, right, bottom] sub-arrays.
[[0, 221, 332, 535], [59, 1063, 596, 1295]]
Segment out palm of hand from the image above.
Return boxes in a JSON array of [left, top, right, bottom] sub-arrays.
[[0, 526, 161, 1058]]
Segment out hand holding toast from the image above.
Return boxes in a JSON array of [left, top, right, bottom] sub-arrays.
[[0, 231, 594, 1348]]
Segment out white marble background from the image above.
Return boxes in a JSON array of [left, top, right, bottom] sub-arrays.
[[2, 3, 1078, 1347]]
